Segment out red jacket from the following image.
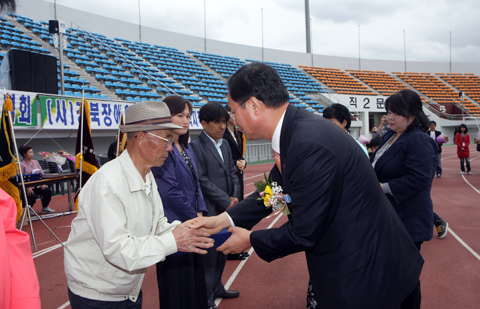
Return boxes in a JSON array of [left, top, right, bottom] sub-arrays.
[[455, 133, 470, 158], [0, 188, 41, 309]]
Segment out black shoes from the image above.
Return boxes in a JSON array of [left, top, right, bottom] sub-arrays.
[[435, 219, 448, 239], [214, 289, 240, 299], [227, 252, 250, 260]]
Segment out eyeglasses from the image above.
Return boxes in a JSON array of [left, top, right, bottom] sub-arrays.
[[145, 131, 174, 147], [229, 97, 250, 121]]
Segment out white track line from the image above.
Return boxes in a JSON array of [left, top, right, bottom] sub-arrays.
[[461, 175, 480, 194], [57, 301, 70, 309], [244, 173, 270, 180], [32, 243, 63, 259], [449, 228, 480, 261], [216, 213, 284, 307]]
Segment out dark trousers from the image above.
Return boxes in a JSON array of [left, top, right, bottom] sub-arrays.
[[460, 158, 471, 172], [400, 242, 423, 309], [203, 249, 227, 307], [68, 288, 142, 309], [21, 186, 52, 209]]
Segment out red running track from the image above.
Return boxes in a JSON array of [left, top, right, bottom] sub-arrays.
[[25, 145, 480, 308]]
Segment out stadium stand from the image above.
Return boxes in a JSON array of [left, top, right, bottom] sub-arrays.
[[346, 69, 409, 96], [299, 66, 378, 96], [436, 73, 480, 117], [2, 12, 480, 118]]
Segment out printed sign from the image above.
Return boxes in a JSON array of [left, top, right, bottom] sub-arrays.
[[0, 90, 38, 127], [39, 95, 133, 130], [330, 94, 389, 112]]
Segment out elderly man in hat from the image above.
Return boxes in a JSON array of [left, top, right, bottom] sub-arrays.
[[64, 101, 214, 308]]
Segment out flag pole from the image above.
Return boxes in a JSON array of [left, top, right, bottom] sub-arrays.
[[115, 112, 122, 158], [79, 87, 85, 190], [4, 93, 63, 249]]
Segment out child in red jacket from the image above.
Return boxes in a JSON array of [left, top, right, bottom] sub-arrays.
[[454, 124, 472, 175]]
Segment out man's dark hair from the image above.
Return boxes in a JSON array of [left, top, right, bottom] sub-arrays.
[[322, 103, 352, 130], [430, 120, 436, 126], [385, 89, 429, 132], [199, 102, 229, 123], [19, 145, 32, 158], [227, 62, 289, 109], [0, 0, 15, 13], [163, 95, 193, 148]]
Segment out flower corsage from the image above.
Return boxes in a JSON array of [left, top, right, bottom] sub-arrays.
[[254, 172, 290, 216]]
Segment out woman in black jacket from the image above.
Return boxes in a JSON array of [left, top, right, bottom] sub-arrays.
[[371, 89, 437, 309]]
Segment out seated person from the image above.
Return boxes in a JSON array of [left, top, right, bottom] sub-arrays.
[[19, 145, 54, 214]]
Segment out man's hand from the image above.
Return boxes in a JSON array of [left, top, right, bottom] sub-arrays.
[[186, 213, 231, 235], [172, 222, 214, 255], [40, 185, 47, 190], [26, 187, 34, 196], [217, 227, 252, 255], [381, 115, 387, 125], [228, 197, 239, 209], [236, 160, 246, 171]]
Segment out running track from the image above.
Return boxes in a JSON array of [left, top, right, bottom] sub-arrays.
[[24, 145, 480, 308]]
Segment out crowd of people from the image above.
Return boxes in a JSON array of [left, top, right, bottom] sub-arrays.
[[4, 66, 480, 309]]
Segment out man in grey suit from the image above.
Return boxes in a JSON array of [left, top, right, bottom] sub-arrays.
[[190, 103, 241, 309]]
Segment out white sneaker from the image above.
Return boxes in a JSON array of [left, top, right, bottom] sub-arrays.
[[461, 171, 465, 175], [28, 209, 36, 216], [40, 207, 55, 214], [468, 171, 472, 175]]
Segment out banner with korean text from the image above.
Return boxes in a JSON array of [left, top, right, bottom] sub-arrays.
[[327, 94, 389, 113], [39, 95, 133, 130], [0, 90, 38, 127]]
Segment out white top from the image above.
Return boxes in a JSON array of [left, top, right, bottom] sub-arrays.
[[430, 130, 436, 140], [205, 131, 224, 161], [64, 149, 180, 302], [272, 111, 286, 154]]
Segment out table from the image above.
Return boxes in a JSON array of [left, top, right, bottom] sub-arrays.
[[23, 173, 77, 211]]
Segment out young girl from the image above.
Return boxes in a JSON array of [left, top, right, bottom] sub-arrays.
[[454, 124, 472, 175]]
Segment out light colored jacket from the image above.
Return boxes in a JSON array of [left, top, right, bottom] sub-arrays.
[[64, 150, 180, 302]]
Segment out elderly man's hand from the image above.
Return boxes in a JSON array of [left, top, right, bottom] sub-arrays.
[[217, 227, 252, 255], [172, 222, 214, 254], [186, 213, 231, 235]]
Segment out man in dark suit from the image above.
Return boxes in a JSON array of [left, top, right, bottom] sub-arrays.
[[223, 105, 247, 200], [223, 105, 250, 261], [190, 103, 241, 309], [189, 62, 424, 308]]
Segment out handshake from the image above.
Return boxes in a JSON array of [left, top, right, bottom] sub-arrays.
[[173, 213, 252, 256]]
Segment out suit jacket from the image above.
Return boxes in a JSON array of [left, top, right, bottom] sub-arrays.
[[223, 128, 245, 200], [227, 104, 423, 308], [373, 128, 436, 242], [190, 131, 241, 216], [151, 145, 207, 223]]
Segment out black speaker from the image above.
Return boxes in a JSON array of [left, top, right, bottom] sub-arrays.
[[49, 20, 59, 34], [8, 50, 58, 94]]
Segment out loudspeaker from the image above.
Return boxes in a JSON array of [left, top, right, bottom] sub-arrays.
[[8, 49, 58, 94], [49, 20, 59, 34]]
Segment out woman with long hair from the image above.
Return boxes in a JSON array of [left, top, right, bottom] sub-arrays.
[[455, 124, 472, 175], [371, 89, 438, 309], [151, 96, 209, 309]]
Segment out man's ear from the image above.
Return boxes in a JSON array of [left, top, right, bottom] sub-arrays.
[[200, 120, 207, 129], [249, 97, 263, 115], [342, 119, 348, 129]]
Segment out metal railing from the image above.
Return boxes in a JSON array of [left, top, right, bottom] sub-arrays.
[[244, 143, 273, 163]]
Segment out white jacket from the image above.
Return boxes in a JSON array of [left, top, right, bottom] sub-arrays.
[[64, 150, 180, 302]]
